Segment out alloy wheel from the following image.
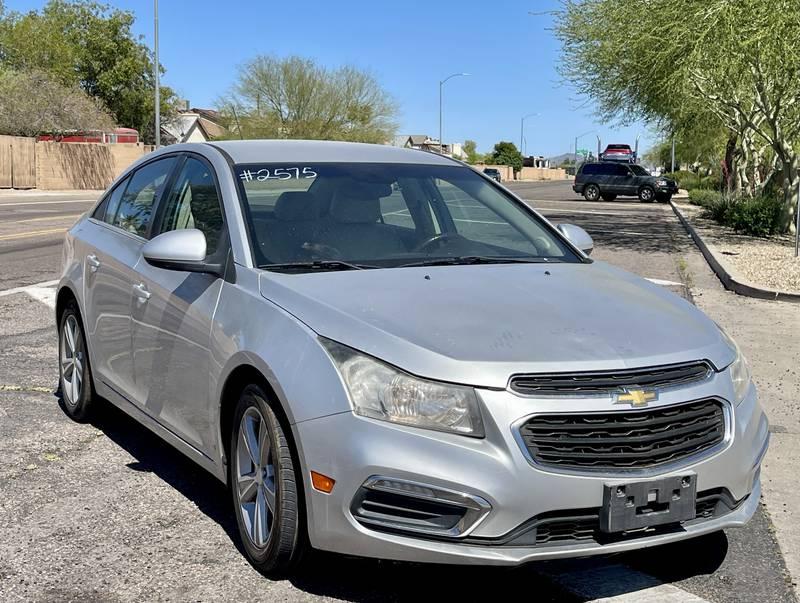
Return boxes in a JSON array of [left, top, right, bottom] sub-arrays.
[[236, 406, 277, 549], [60, 315, 84, 407]]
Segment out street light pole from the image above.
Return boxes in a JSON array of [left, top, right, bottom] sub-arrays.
[[154, 0, 160, 148], [520, 113, 539, 157], [439, 72, 470, 155], [574, 130, 595, 172], [671, 136, 676, 173]]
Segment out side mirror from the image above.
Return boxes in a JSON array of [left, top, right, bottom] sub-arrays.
[[142, 229, 223, 276], [557, 223, 594, 256]]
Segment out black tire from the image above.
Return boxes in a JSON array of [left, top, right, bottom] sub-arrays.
[[657, 193, 672, 204], [584, 183, 601, 202], [229, 384, 306, 576], [57, 300, 95, 422], [601, 193, 617, 202], [638, 186, 656, 203]]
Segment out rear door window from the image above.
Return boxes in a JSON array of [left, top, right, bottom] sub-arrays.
[[108, 157, 178, 238]]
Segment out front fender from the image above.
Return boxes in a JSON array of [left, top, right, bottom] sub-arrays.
[[210, 271, 352, 466]]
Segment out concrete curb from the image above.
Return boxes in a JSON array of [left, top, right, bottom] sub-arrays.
[[670, 201, 800, 303]]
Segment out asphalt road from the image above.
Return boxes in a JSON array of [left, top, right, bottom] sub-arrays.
[[0, 191, 98, 290], [0, 182, 796, 602]]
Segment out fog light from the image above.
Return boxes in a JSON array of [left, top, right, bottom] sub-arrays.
[[311, 471, 335, 493]]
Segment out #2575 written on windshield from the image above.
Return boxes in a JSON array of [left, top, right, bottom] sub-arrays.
[[238, 167, 318, 182]]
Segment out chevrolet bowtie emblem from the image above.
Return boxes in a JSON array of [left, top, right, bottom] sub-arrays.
[[615, 389, 658, 407]]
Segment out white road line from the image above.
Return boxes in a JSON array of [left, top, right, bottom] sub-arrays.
[[587, 229, 656, 237], [0, 199, 95, 207], [545, 563, 709, 602], [0, 280, 59, 298], [453, 218, 507, 226], [532, 207, 661, 216], [646, 278, 685, 287], [24, 286, 57, 309]]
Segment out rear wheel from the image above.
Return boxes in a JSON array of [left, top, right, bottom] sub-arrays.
[[638, 186, 655, 203], [58, 301, 95, 421], [230, 384, 306, 576], [584, 184, 601, 202], [601, 193, 617, 202]]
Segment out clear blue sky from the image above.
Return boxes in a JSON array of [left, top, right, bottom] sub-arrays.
[[8, 0, 655, 157]]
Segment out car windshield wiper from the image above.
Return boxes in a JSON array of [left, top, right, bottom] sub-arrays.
[[260, 260, 378, 272], [398, 255, 549, 268]]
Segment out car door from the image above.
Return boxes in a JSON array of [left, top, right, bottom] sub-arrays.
[[82, 156, 178, 398], [129, 154, 228, 453], [591, 163, 616, 194], [615, 163, 637, 195]]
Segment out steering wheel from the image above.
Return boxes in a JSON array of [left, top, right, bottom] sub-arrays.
[[412, 232, 463, 253]]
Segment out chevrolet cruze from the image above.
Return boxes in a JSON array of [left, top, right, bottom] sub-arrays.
[[57, 140, 769, 575]]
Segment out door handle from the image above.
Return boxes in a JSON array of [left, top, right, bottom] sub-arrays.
[[132, 283, 151, 303], [87, 254, 101, 273]]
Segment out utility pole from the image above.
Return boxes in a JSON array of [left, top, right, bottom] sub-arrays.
[[154, 0, 160, 148]]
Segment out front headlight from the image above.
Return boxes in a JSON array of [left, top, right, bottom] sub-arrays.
[[656, 179, 668, 186], [321, 339, 485, 437], [719, 327, 752, 404]]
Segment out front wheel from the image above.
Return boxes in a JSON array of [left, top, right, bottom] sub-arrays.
[[230, 384, 306, 576], [584, 184, 601, 202], [657, 193, 672, 204], [638, 186, 655, 202], [58, 301, 95, 421]]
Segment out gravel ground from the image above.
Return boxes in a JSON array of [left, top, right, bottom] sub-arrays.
[[676, 202, 800, 293]]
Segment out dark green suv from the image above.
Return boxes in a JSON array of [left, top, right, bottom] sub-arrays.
[[573, 162, 678, 202]]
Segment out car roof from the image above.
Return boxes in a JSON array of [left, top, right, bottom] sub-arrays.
[[203, 139, 460, 166]]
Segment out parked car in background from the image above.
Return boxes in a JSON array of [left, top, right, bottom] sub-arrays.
[[573, 161, 678, 202], [56, 140, 764, 575], [600, 143, 635, 163], [483, 167, 502, 182]]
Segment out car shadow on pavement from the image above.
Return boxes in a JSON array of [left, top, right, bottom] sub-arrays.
[[78, 396, 742, 602], [85, 400, 242, 548]]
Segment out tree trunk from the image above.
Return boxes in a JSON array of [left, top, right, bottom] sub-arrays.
[[722, 134, 737, 194]]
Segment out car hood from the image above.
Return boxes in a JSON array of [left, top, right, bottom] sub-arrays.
[[258, 261, 734, 389]]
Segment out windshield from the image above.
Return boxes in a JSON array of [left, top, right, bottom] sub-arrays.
[[630, 164, 651, 176], [234, 162, 581, 271]]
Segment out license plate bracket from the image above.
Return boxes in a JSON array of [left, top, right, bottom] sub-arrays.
[[600, 474, 696, 533]]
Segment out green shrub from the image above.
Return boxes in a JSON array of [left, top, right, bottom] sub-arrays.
[[696, 175, 718, 190], [698, 194, 784, 237], [727, 195, 784, 237], [688, 189, 722, 207], [664, 170, 718, 192], [702, 196, 735, 223]]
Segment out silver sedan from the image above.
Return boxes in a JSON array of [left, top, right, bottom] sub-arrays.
[[56, 140, 768, 575]]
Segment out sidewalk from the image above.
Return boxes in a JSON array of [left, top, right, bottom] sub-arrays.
[[677, 214, 800, 596]]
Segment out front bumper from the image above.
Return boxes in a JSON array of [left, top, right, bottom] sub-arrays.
[[295, 376, 768, 565], [656, 183, 679, 195]]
